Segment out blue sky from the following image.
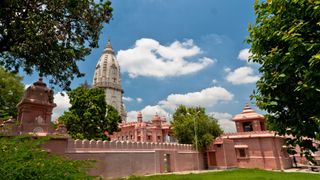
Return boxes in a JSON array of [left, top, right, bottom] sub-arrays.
[[24, 0, 260, 132]]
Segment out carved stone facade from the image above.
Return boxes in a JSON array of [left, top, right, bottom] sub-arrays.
[[92, 39, 127, 121]]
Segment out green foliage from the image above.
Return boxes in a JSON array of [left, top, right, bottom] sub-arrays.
[[0, 66, 24, 119], [171, 105, 223, 151], [247, 0, 320, 160], [60, 86, 121, 140], [0, 135, 93, 179], [0, 0, 113, 91]]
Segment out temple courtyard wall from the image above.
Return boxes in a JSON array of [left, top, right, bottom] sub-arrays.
[[42, 138, 205, 179]]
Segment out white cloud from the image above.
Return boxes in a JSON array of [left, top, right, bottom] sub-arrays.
[[211, 79, 218, 86], [126, 86, 233, 124], [123, 96, 134, 102], [117, 38, 215, 78], [226, 66, 260, 85], [52, 92, 71, 121], [209, 112, 236, 133], [238, 48, 252, 61], [224, 67, 231, 72], [127, 105, 168, 122], [159, 86, 234, 111], [136, 97, 143, 103]]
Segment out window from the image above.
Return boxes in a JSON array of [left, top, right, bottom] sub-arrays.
[[243, 122, 253, 132], [238, 148, 247, 158], [147, 135, 151, 141], [157, 136, 161, 142]]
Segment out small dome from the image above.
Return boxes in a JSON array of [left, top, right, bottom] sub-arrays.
[[152, 114, 161, 121], [18, 77, 56, 107], [233, 103, 264, 121]]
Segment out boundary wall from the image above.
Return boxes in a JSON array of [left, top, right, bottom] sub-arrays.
[[43, 138, 204, 179]]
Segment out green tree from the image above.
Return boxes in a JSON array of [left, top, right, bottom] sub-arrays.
[[172, 105, 223, 151], [247, 0, 320, 160], [0, 0, 113, 91], [0, 66, 24, 119], [59, 86, 121, 140], [0, 135, 93, 179]]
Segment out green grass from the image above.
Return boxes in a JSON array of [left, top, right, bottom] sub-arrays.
[[119, 169, 320, 180]]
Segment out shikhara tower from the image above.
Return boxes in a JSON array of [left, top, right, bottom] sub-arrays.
[[92, 39, 127, 121]]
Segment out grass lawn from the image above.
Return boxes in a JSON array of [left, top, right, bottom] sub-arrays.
[[119, 169, 320, 180]]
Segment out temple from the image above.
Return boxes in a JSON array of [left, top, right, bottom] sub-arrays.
[[1, 38, 319, 179], [207, 104, 292, 169], [92, 39, 127, 121], [109, 112, 173, 143], [0, 77, 67, 136]]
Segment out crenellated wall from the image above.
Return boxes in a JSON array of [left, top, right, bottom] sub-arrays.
[[66, 139, 194, 151], [43, 138, 204, 179]]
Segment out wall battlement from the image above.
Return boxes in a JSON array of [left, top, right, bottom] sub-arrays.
[[67, 139, 195, 152]]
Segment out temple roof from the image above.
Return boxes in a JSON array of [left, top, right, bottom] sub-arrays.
[[17, 77, 56, 107], [232, 103, 264, 121]]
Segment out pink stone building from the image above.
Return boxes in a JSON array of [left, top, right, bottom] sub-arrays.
[[207, 104, 292, 170], [0, 78, 67, 136], [109, 112, 173, 143]]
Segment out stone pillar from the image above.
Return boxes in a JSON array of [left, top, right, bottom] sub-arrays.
[[236, 122, 244, 132], [253, 120, 262, 131]]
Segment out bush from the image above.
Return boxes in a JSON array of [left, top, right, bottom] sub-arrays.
[[0, 135, 94, 180]]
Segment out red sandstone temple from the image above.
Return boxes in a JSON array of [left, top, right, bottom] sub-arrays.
[[109, 112, 173, 143], [1, 78, 320, 179], [207, 104, 292, 169], [0, 78, 67, 136]]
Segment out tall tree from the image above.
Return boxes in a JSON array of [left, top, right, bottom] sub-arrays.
[[172, 105, 223, 151], [0, 66, 24, 119], [247, 0, 320, 160], [59, 86, 121, 140], [0, 0, 113, 91]]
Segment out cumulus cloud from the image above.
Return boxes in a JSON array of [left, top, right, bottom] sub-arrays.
[[136, 97, 143, 103], [211, 79, 218, 86], [123, 96, 134, 102], [117, 38, 215, 78], [238, 48, 252, 61], [159, 86, 234, 110], [209, 112, 236, 133], [126, 86, 234, 122], [127, 105, 168, 121], [224, 67, 231, 72], [52, 92, 71, 121], [226, 66, 260, 85]]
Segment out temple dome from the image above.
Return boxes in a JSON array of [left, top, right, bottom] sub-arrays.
[[18, 77, 56, 107], [233, 103, 264, 121], [92, 39, 126, 121], [92, 39, 122, 90]]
